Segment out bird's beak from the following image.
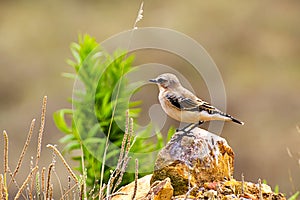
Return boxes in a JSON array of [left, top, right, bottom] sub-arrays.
[[149, 79, 157, 83]]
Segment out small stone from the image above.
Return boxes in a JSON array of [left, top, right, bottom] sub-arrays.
[[146, 177, 173, 200], [111, 174, 152, 200], [223, 194, 239, 200], [203, 189, 218, 199]]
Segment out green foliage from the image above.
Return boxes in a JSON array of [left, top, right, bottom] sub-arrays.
[[288, 191, 299, 200], [53, 34, 167, 192], [274, 184, 279, 194]]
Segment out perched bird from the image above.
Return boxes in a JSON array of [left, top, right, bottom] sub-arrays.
[[149, 73, 244, 129]]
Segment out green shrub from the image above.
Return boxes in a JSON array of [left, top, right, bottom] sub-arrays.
[[53, 34, 169, 193]]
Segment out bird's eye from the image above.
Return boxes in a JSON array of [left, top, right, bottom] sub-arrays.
[[158, 78, 166, 83]]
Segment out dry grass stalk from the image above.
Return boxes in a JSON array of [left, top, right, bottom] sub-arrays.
[[9, 119, 36, 188], [132, 159, 138, 200], [7, 169, 24, 199], [3, 130, 9, 175], [2, 130, 9, 200], [109, 192, 128, 198], [35, 171, 41, 199], [68, 176, 71, 199], [46, 163, 54, 200], [60, 182, 79, 200], [80, 143, 87, 200], [35, 96, 47, 167], [286, 147, 293, 158], [133, 1, 144, 29], [110, 117, 134, 194], [99, 106, 128, 199], [117, 110, 130, 169], [41, 167, 46, 196], [296, 125, 300, 133], [48, 184, 53, 200], [53, 167, 64, 197], [14, 166, 38, 200], [0, 174, 4, 199], [28, 96, 47, 198], [241, 173, 245, 195], [49, 146, 65, 197], [46, 144, 78, 183], [98, 183, 106, 200], [288, 169, 296, 193], [258, 178, 262, 200], [107, 111, 130, 196], [80, 182, 84, 200]]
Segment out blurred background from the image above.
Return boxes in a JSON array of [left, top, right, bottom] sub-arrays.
[[0, 0, 299, 197]]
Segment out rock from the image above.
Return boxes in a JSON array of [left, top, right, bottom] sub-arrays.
[[111, 175, 173, 200], [145, 177, 173, 200], [112, 127, 286, 200], [111, 174, 152, 200], [151, 127, 234, 195], [203, 189, 218, 199]]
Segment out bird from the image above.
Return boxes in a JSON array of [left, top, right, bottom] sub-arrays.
[[149, 73, 244, 130]]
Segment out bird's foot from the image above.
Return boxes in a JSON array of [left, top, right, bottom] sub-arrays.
[[176, 121, 204, 136]]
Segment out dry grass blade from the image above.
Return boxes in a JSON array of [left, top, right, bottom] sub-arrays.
[[117, 110, 130, 169], [14, 166, 38, 200], [100, 3, 146, 197], [132, 159, 138, 200], [241, 173, 245, 195], [3, 131, 9, 175], [46, 144, 78, 183], [2, 130, 9, 200], [36, 171, 41, 199], [9, 119, 36, 187], [133, 1, 144, 29], [0, 174, 4, 199], [49, 184, 53, 200], [258, 178, 262, 200], [41, 167, 46, 196], [108, 111, 130, 195], [46, 163, 54, 200], [80, 143, 87, 200], [286, 147, 293, 158], [35, 96, 47, 167], [111, 117, 134, 193], [60, 182, 78, 200], [288, 169, 296, 193]]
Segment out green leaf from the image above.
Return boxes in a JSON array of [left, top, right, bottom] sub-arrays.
[[288, 191, 300, 200], [53, 109, 73, 134], [59, 134, 76, 144], [62, 72, 77, 79], [64, 141, 81, 153], [274, 185, 279, 194]]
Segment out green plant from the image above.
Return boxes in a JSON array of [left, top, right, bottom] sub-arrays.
[[53, 34, 168, 193], [288, 191, 299, 200]]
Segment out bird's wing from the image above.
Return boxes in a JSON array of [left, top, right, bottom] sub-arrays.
[[165, 92, 244, 124], [165, 92, 216, 112]]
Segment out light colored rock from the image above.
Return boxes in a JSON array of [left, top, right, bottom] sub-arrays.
[[111, 175, 173, 200], [111, 174, 152, 200]]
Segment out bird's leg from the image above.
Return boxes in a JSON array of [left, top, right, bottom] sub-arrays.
[[185, 121, 204, 132], [176, 121, 204, 135], [176, 123, 194, 132]]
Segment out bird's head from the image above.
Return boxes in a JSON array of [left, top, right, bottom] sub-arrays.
[[149, 73, 180, 89]]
